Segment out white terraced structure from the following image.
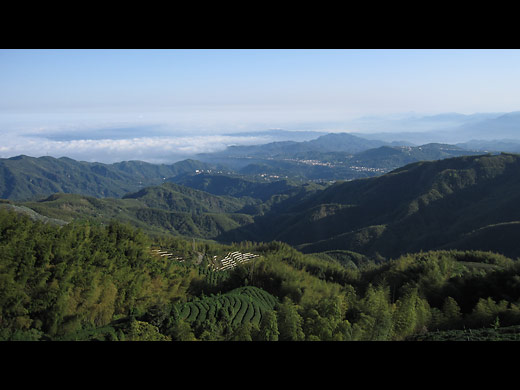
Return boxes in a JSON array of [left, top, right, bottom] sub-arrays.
[[211, 251, 259, 272], [151, 248, 185, 262]]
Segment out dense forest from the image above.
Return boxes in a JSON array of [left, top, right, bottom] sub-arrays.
[[220, 153, 520, 259], [2, 208, 520, 341]]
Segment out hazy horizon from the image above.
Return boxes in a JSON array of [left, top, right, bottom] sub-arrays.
[[2, 49, 520, 163]]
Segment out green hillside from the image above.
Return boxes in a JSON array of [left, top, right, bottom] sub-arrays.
[[3, 207, 520, 341], [0, 201, 68, 226], [0, 155, 217, 200], [170, 173, 299, 201], [19, 183, 257, 239], [11, 169, 335, 241], [349, 143, 485, 169], [122, 182, 255, 214], [218, 153, 520, 259]]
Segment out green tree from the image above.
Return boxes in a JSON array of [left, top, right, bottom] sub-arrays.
[[230, 322, 254, 341], [171, 318, 197, 341], [391, 288, 431, 340], [302, 296, 345, 341], [256, 310, 279, 341], [356, 284, 393, 341], [127, 318, 171, 341], [277, 297, 305, 341], [441, 296, 463, 329], [468, 297, 508, 328]]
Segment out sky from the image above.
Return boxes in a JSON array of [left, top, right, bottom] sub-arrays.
[[1, 48, 520, 163]]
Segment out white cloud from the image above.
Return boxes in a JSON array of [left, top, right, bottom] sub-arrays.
[[0, 108, 333, 163], [0, 134, 272, 163]]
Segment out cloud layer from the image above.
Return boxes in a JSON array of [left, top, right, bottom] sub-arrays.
[[0, 131, 273, 163], [0, 109, 325, 163]]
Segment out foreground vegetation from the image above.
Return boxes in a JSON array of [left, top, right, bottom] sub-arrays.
[[2, 208, 520, 341]]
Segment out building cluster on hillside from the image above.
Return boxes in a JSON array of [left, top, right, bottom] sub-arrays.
[[348, 166, 389, 173], [194, 169, 230, 175], [210, 251, 259, 272], [258, 173, 285, 179], [282, 158, 334, 167]]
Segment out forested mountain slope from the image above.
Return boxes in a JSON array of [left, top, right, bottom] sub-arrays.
[[15, 183, 258, 239], [348, 143, 485, 169], [169, 173, 300, 201], [0, 155, 216, 200], [121, 182, 253, 214], [218, 153, 520, 259]]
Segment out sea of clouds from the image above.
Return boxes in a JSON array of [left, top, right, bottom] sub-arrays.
[[0, 109, 324, 163], [0, 130, 275, 164], [0, 107, 349, 163]]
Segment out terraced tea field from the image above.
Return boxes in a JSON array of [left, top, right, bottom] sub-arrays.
[[176, 286, 278, 327], [407, 325, 520, 341]]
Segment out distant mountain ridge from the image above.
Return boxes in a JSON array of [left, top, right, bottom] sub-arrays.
[[203, 132, 390, 159], [454, 111, 520, 140], [196, 137, 486, 181], [350, 111, 520, 144]]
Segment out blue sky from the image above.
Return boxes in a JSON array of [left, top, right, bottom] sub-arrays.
[[1, 49, 520, 162], [4, 49, 520, 116]]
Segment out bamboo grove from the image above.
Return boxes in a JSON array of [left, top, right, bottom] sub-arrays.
[[2, 208, 520, 341]]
